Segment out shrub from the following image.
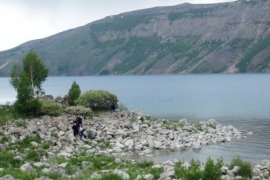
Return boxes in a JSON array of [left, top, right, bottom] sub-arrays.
[[64, 105, 92, 116], [101, 173, 123, 180], [229, 156, 252, 178], [14, 98, 41, 117], [76, 90, 118, 111], [202, 157, 223, 180], [40, 99, 62, 116], [68, 81, 81, 106], [175, 159, 202, 180]]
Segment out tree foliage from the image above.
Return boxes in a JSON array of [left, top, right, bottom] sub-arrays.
[[10, 52, 48, 116], [22, 52, 48, 96], [68, 81, 81, 106], [10, 64, 21, 90], [13, 73, 41, 116]]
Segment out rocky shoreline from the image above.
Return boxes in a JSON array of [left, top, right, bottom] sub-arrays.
[[0, 110, 269, 180]]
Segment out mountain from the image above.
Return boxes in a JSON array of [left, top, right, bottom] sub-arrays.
[[0, 0, 270, 76]]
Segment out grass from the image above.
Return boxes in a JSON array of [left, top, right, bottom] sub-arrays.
[[229, 156, 252, 178], [175, 158, 223, 180], [0, 106, 16, 126]]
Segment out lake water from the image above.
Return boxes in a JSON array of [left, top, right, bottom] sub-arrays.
[[0, 75, 270, 163]]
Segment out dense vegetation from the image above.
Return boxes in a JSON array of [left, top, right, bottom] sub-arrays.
[[76, 90, 118, 111]]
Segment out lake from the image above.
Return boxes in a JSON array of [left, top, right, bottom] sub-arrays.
[[0, 75, 270, 163]]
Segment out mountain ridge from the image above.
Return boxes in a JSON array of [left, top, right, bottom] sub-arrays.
[[0, 0, 270, 76]]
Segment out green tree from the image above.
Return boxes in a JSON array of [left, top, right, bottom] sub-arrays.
[[68, 81, 81, 106], [22, 52, 48, 96], [13, 72, 41, 116], [10, 52, 48, 116], [10, 64, 21, 90]]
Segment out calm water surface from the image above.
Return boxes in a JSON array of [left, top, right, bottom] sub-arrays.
[[0, 75, 269, 162]]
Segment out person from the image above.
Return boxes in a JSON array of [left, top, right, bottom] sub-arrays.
[[72, 115, 84, 140]]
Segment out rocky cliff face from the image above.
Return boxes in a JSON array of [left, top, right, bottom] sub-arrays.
[[0, 0, 270, 76]]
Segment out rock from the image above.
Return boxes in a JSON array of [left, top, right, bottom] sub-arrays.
[[235, 176, 243, 179], [58, 131, 65, 137], [135, 175, 142, 180], [113, 147, 123, 153], [115, 158, 122, 163], [35, 177, 52, 180], [154, 141, 162, 149], [252, 176, 261, 180], [160, 165, 175, 179], [183, 161, 191, 169], [57, 151, 72, 158], [207, 119, 217, 127], [20, 163, 34, 173], [231, 166, 240, 176], [144, 174, 154, 180], [260, 159, 270, 168], [113, 169, 129, 180], [262, 169, 269, 179], [192, 142, 201, 150], [124, 139, 134, 148], [33, 162, 44, 167], [116, 142, 125, 149], [87, 129, 97, 139], [221, 175, 234, 180], [0, 175, 14, 180], [30, 141, 39, 147], [116, 129, 128, 138], [58, 163, 68, 168], [221, 166, 229, 175], [90, 172, 101, 179]]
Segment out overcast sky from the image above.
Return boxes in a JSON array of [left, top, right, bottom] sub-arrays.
[[0, 0, 235, 51]]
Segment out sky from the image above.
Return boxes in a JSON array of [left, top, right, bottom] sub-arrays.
[[0, 0, 235, 51]]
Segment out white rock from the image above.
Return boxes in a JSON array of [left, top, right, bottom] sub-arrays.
[[30, 141, 39, 147], [58, 131, 65, 137], [115, 142, 125, 149], [231, 166, 240, 175], [144, 174, 154, 180], [20, 163, 34, 173], [0, 175, 15, 180], [124, 139, 134, 148], [90, 172, 101, 179], [154, 141, 162, 149], [33, 162, 44, 167], [192, 142, 201, 150], [113, 147, 123, 153], [113, 169, 129, 180]]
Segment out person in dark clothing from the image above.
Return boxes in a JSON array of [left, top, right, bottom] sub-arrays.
[[72, 115, 84, 140], [111, 102, 116, 111]]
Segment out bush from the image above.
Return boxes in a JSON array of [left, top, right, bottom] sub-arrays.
[[202, 157, 223, 180], [175, 159, 202, 180], [101, 173, 123, 180], [229, 156, 252, 178], [64, 105, 92, 116], [68, 81, 81, 106], [76, 90, 118, 111], [14, 98, 41, 117], [40, 99, 62, 116]]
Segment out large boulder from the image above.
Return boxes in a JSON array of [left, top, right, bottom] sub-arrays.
[[113, 169, 129, 180], [20, 163, 34, 173], [0, 175, 14, 180], [87, 129, 97, 139]]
